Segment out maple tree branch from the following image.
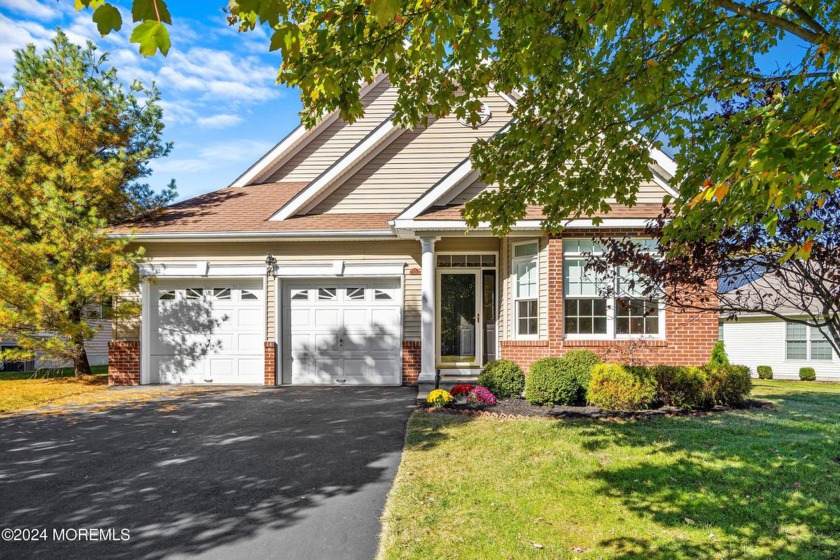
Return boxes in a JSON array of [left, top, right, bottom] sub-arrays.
[[709, 0, 828, 46]]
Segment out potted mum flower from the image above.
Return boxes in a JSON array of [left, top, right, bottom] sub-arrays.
[[465, 386, 497, 408], [426, 389, 454, 407], [449, 384, 475, 401]]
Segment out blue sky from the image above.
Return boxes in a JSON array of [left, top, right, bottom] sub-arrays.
[[0, 0, 302, 201]]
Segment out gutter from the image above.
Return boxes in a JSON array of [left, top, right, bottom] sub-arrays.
[[108, 230, 398, 242]]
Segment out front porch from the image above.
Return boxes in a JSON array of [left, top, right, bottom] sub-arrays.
[[417, 237, 507, 391]]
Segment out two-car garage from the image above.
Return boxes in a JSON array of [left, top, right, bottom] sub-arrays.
[[145, 276, 402, 386]]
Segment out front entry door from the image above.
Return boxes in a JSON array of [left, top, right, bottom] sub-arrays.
[[438, 271, 481, 367]]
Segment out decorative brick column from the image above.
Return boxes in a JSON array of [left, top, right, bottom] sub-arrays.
[[264, 341, 277, 386], [402, 340, 421, 386], [108, 341, 140, 386]]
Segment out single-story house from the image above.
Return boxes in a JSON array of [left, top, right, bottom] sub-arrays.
[[108, 76, 718, 387], [721, 273, 840, 381]]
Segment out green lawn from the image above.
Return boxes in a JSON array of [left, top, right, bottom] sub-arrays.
[[379, 381, 840, 559], [0, 365, 109, 412]]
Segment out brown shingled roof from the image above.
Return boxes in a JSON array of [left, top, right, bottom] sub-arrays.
[[416, 203, 667, 221], [112, 182, 397, 234]]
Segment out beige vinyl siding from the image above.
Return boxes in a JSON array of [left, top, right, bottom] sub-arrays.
[[448, 178, 496, 206], [266, 276, 276, 342], [605, 181, 670, 205], [114, 287, 141, 341], [312, 93, 513, 214], [403, 271, 422, 341], [264, 79, 399, 183], [85, 320, 112, 360]]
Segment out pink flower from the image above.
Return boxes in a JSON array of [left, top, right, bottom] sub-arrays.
[[466, 386, 497, 407]]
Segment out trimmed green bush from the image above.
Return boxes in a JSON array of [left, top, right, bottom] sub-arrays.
[[560, 349, 602, 397], [757, 365, 773, 380], [703, 364, 752, 406], [525, 358, 579, 405], [708, 340, 730, 366], [587, 363, 657, 411], [799, 367, 817, 381], [478, 359, 525, 398], [650, 365, 707, 409]]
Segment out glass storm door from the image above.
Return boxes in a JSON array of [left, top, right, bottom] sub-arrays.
[[439, 272, 480, 365]]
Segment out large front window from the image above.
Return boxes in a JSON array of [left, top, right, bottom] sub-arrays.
[[513, 241, 539, 337], [563, 239, 661, 338]]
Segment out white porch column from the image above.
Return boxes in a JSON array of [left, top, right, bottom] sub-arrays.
[[419, 236, 438, 383]]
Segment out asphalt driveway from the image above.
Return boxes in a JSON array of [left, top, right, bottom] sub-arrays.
[[0, 386, 417, 560]]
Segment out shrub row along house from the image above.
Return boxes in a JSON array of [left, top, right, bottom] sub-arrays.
[[108, 76, 719, 388]]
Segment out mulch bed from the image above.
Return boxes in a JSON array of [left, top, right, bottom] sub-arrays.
[[419, 397, 772, 421]]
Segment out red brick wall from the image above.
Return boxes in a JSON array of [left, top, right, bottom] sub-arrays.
[[499, 340, 550, 372], [264, 341, 276, 386], [501, 235, 718, 373], [108, 341, 140, 386], [402, 340, 420, 386]]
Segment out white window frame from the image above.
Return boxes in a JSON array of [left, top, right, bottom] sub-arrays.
[[785, 322, 836, 361], [512, 240, 540, 339], [563, 239, 665, 341]]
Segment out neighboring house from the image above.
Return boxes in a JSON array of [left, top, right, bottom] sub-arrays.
[[108, 76, 718, 387], [721, 273, 840, 381], [0, 315, 112, 371]]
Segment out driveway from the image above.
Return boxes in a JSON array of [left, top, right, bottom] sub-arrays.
[[0, 386, 416, 560]]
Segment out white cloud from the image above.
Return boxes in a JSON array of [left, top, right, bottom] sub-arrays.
[[0, 0, 60, 20], [154, 139, 273, 174], [196, 113, 243, 129]]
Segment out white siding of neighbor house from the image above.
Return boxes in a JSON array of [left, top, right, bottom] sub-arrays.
[[310, 93, 513, 214], [1, 319, 112, 369], [264, 79, 399, 183], [722, 316, 840, 381]]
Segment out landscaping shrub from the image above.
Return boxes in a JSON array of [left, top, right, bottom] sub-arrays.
[[465, 386, 497, 408], [708, 340, 730, 366], [587, 363, 657, 411], [525, 358, 577, 405], [449, 384, 474, 398], [524, 351, 602, 406], [478, 359, 525, 398], [650, 365, 707, 409], [757, 366, 773, 380], [426, 389, 453, 407], [799, 367, 817, 381], [703, 364, 752, 406], [560, 349, 602, 394]]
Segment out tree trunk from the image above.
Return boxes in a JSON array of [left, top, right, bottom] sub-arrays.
[[73, 340, 92, 377]]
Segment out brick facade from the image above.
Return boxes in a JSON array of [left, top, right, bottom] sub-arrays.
[[264, 341, 277, 386], [108, 340, 140, 386], [499, 340, 550, 372], [502, 235, 718, 373], [402, 340, 421, 386]]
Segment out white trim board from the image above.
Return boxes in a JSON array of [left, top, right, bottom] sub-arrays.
[[273, 262, 405, 278], [270, 118, 405, 221], [139, 261, 266, 278], [230, 74, 388, 188]]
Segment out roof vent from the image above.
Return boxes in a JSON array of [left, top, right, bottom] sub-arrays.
[[458, 103, 492, 128]]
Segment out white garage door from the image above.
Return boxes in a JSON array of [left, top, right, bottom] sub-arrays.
[[282, 279, 402, 385], [150, 280, 265, 384]]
